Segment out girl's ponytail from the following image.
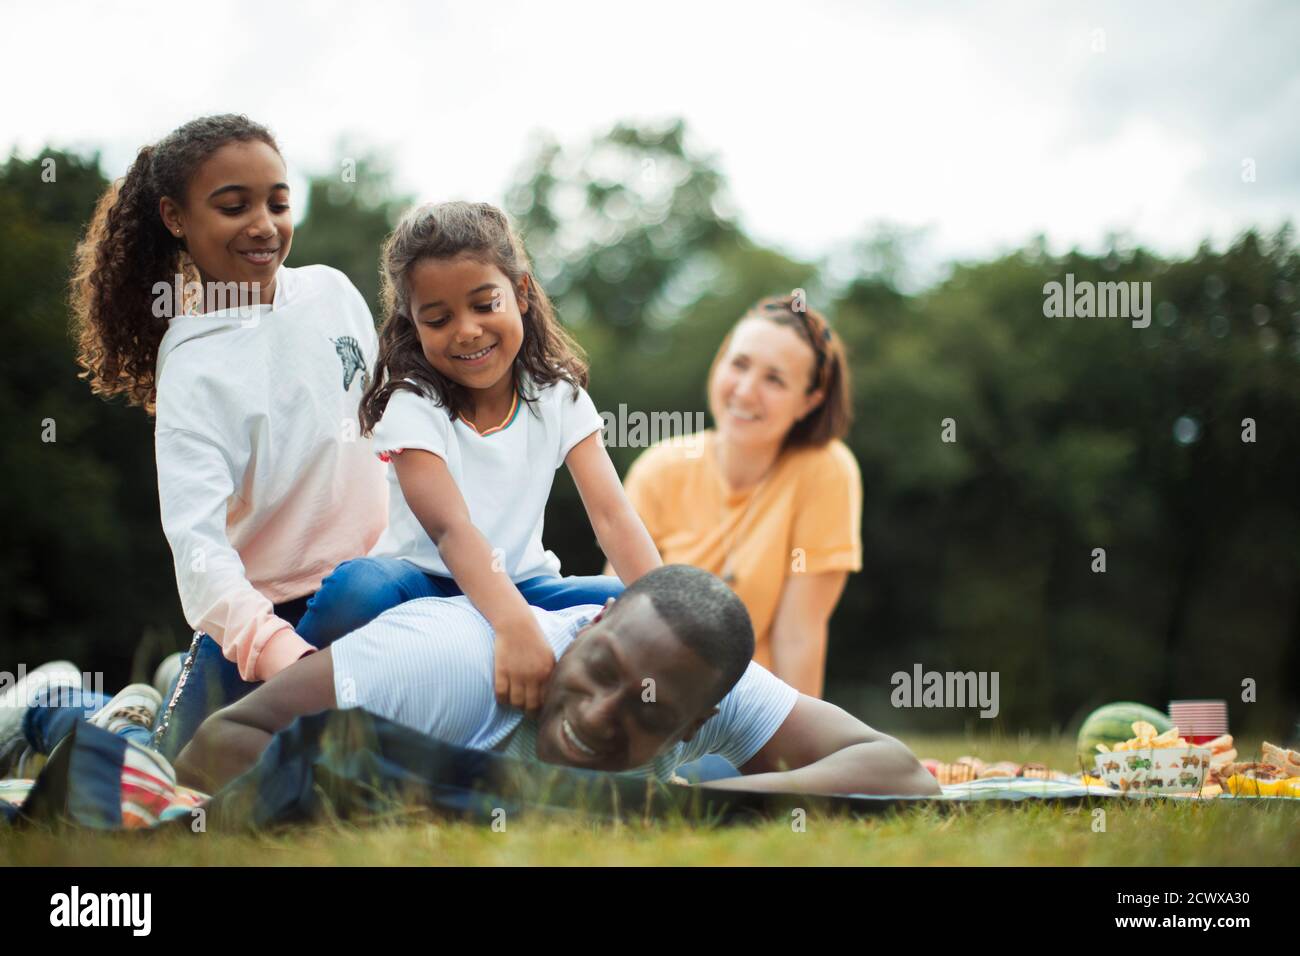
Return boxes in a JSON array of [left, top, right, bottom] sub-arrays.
[[70, 144, 187, 412]]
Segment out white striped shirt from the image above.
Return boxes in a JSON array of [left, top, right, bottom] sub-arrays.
[[330, 596, 798, 780]]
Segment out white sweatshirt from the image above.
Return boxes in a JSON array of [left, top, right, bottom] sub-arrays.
[[154, 264, 388, 682]]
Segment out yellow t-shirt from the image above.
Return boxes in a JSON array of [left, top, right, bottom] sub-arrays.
[[623, 430, 863, 670]]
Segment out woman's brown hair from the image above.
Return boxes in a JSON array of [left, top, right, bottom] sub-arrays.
[[710, 293, 853, 449], [359, 201, 588, 432], [69, 114, 280, 413]]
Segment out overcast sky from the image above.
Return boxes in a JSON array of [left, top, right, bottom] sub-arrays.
[[3, 0, 1297, 277]]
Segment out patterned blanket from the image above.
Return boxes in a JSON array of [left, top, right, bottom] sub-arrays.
[[0, 711, 1287, 830]]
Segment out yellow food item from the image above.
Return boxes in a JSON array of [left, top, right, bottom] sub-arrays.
[[1224, 775, 1300, 797]]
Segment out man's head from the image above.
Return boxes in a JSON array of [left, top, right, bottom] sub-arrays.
[[534, 565, 755, 772]]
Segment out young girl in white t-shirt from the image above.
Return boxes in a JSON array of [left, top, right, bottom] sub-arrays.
[[294, 201, 661, 713]]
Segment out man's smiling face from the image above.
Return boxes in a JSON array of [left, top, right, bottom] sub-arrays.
[[534, 594, 722, 772]]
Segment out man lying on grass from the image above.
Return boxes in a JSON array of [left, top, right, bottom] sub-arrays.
[[175, 565, 939, 798]]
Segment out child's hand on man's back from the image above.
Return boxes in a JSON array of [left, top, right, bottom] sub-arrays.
[[493, 616, 555, 715]]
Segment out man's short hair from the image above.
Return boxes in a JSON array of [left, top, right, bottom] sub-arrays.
[[612, 565, 755, 701]]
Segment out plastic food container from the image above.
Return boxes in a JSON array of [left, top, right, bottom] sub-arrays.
[[1093, 746, 1212, 791]]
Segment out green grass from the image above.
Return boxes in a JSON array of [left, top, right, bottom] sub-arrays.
[[3, 734, 1297, 866]]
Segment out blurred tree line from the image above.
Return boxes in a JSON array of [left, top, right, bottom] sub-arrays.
[[2, 120, 1297, 736]]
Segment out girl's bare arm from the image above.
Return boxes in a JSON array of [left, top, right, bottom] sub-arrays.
[[565, 432, 662, 584], [392, 449, 553, 712]]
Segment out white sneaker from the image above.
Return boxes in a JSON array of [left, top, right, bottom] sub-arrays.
[[90, 684, 162, 738], [152, 652, 186, 702], [0, 661, 84, 777]]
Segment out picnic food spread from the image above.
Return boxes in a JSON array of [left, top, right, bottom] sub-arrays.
[[922, 732, 1300, 798], [1220, 742, 1300, 797], [920, 699, 1300, 799], [920, 756, 1074, 785], [1088, 724, 1300, 797]]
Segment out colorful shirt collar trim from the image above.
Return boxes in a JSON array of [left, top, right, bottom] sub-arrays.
[[460, 390, 521, 437]]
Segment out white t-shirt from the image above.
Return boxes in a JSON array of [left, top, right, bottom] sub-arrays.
[[366, 377, 604, 581], [330, 597, 800, 780]]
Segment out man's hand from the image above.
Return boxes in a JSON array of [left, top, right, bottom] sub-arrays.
[[493, 616, 555, 714]]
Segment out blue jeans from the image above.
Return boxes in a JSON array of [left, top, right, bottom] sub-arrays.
[[674, 755, 741, 783], [293, 557, 626, 650], [149, 593, 321, 761], [24, 594, 319, 763], [22, 687, 152, 754]]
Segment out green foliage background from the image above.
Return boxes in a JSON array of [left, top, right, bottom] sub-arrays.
[[2, 120, 1297, 736]]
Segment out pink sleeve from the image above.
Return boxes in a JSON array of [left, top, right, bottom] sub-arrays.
[[197, 590, 314, 681], [156, 425, 312, 682]]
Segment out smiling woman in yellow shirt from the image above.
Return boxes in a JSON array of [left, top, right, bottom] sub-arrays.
[[622, 295, 862, 698]]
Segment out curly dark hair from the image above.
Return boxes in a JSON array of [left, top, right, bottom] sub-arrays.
[[610, 564, 754, 703], [359, 201, 588, 432], [69, 114, 280, 412]]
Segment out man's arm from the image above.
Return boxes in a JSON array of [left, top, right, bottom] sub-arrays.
[[173, 648, 339, 793], [710, 695, 940, 797]]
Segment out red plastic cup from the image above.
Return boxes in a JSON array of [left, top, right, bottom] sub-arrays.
[[1169, 700, 1228, 744]]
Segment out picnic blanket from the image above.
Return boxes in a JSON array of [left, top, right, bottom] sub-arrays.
[[1, 711, 1289, 831]]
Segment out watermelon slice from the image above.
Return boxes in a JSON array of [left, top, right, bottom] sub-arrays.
[[1076, 702, 1173, 762]]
